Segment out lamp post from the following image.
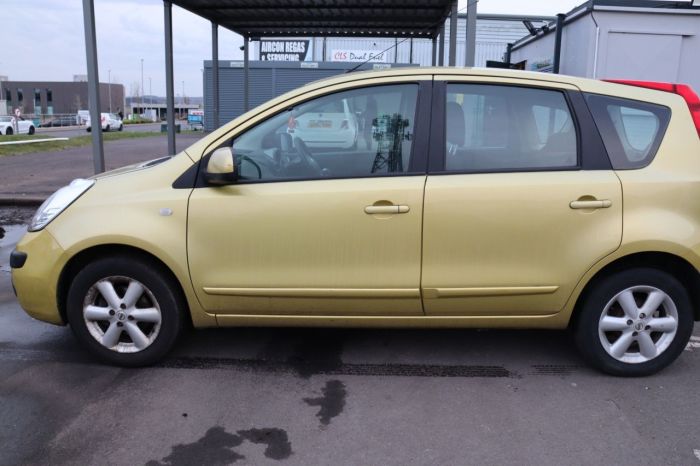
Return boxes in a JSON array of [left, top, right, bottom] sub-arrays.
[[108, 69, 112, 113], [140, 58, 144, 117]]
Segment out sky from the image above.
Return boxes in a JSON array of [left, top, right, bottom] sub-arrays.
[[1, 0, 583, 98]]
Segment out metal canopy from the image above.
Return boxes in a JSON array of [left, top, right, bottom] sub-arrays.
[[172, 0, 454, 38]]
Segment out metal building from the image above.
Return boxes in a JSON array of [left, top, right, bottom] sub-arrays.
[[510, 0, 700, 89], [205, 14, 554, 130], [202, 61, 410, 130], [251, 14, 553, 67]]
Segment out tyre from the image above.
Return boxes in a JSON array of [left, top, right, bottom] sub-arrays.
[[105, 125, 111, 132], [5, 127, 12, 135], [118, 124, 123, 131], [66, 255, 186, 366], [28, 126, 35, 135], [86, 127, 91, 133], [574, 268, 694, 376]]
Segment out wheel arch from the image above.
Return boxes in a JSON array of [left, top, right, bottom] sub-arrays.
[[57, 243, 193, 326], [570, 251, 700, 328]]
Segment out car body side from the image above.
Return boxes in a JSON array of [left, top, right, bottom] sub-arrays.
[[11, 68, 700, 328]]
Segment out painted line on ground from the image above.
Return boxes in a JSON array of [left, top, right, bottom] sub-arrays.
[[0, 137, 69, 146]]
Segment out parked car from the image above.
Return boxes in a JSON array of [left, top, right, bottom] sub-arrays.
[[288, 97, 358, 149], [86, 112, 123, 132], [11, 68, 700, 375], [39, 116, 78, 128], [0, 115, 35, 135]]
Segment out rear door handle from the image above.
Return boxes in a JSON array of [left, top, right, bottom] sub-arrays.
[[364, 205, 410, 214], [569, 199, 612, 209]]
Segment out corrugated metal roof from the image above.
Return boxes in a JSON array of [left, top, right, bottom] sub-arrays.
[[172, 0, 454, 38]]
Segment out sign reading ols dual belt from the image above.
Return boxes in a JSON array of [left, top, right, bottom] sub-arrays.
[[260, 40, 310, 61]]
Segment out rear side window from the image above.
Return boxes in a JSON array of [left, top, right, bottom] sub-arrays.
[[585, 94, 670, 169]]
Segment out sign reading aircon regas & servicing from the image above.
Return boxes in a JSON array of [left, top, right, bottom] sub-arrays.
[[331, 50, 388, 63], [260, 40, 310, 61]]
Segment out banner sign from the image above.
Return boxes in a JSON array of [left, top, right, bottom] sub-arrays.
[[260, 40, 310, 61], [331, 49, 388, 63]]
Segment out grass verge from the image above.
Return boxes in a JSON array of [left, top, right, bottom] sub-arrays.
[[0, 131, 166, 157]]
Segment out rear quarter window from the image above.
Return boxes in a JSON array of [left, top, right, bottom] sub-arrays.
[[585, 93, 670, 169]]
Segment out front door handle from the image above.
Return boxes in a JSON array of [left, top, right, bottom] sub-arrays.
[[364, 205, 410, 214], [569, 199, 612, 210]]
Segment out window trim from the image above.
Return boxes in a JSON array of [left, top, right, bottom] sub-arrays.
[[428, 81, 609, 175], [186, 80, 432, 189]]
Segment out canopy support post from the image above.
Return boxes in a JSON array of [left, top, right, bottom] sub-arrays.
[[164, 0, 176, 154], [81, 0, 104, 173], [448, 0, 457, 66], [211, 21, 219, 129]]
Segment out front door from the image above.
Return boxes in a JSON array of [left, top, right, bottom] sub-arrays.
[[188, 81, 430, 316], [422, 79, 623, 316]]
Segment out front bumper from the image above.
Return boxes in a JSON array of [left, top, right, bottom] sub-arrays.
[[11, 229, 67, 325]]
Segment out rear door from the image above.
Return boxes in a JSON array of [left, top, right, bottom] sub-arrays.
[[422, 76, 622, 316]]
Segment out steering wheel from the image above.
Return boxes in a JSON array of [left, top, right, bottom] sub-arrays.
[[293, 137, 326, 176]]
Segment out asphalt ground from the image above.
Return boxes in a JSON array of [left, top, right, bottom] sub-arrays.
[[0, 133, 204, 199], [1, 210, 700, 465]]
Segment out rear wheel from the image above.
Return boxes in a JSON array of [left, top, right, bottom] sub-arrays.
[[28, 126, 35, 135], [574, 268, 693, 376], [118, 124, 123, 131], [5, 127, 13, 135], [66, 256, 186, 366], [105, 125, 111, 132]]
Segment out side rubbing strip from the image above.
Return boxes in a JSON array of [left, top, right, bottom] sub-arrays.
[[203, 287, 421, 299], [423, 286, 559, 299]]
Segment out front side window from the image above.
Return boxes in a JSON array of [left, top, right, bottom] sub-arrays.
[[230, 84, 418, 181], [444, 84, 578, 172]]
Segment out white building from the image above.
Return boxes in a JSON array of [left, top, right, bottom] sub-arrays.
[[510, 0, 700, 90]]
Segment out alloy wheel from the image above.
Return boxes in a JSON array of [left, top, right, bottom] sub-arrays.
[[598, 285, 678, 364], [82, 276, 162, 353]]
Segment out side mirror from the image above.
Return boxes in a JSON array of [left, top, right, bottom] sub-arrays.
[[204, 147, 237, 185]]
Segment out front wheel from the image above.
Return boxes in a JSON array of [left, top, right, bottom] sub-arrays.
[[574, 268, 694, 376], [105, 125, 110, 132], [5, 127, 13, 135], [28, 126, 35, 135], [66, 256, 186, 366], [118, 124, 123, 131]]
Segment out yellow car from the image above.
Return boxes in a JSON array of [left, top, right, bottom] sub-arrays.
[[10, 68, 700, 375]]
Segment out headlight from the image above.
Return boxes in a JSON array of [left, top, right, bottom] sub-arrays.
[[29, 179, 94, 232]]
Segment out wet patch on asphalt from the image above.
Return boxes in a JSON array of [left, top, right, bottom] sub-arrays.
[[0, 206, 34, 226], [256, 329, 345, 379], [237, 428, 293, 460], [0, 343, 515, 378], [145, 425, 292, 465], [160, 355, 514, 377], [286, 330, 344, 379], [303, 380, 347, 426], [529, 364, 582, 376], [145, 426, 244, 466]]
